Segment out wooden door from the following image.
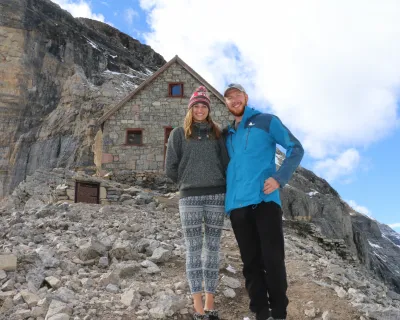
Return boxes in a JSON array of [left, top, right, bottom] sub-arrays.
[[75, 182, 100, 204]]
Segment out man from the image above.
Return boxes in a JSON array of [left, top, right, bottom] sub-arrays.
[[223, 84, 304, 320]]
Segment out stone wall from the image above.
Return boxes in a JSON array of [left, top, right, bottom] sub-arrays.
[[101, 62, 233, 172], [7, 168, 164, 210], [54, 176, 112, 206]]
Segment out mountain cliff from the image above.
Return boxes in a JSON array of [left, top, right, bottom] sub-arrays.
[[277, 152, 400, 293], [0, 0, 165, 197]]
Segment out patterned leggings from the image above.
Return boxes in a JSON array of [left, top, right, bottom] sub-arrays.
[[179, 193, 225, 294]]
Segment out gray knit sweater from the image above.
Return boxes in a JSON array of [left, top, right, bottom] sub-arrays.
[[165, 123, 229, 198]]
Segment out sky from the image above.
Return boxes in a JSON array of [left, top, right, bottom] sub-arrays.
[[51, 0, 400, 232]]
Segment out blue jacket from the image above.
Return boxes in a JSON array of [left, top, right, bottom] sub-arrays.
[[225, 106, 304, 213]]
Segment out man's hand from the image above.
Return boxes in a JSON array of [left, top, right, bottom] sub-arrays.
[[263, 177, 280, 194]]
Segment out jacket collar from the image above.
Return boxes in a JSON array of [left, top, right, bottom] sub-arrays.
[[228, 106, 260, 133]]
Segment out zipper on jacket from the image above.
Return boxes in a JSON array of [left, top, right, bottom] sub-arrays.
[[230, 134, 234, 153], [244, 128, 251, 150]]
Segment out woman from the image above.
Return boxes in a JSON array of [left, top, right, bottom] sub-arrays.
[[166, 86, 228, 320]]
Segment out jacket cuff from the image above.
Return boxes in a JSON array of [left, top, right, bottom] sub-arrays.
[[272, 174, 286, 188]]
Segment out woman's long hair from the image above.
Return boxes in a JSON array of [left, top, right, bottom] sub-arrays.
[[183, 107, 221, 140]]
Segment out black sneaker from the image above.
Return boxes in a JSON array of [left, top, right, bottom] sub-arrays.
[[205, 309, 219, 320], [193, 312, 209, 320], [256, 308, 271, 320]]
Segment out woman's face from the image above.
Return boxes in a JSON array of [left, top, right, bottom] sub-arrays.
[[192, 103, 209, 122]]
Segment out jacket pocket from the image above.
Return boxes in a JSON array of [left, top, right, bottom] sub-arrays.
[[234, 181, 257, 203]]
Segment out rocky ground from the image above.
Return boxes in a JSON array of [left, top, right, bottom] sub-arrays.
[[1, 181, 400, 320]]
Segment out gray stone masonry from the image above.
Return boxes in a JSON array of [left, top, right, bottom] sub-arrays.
[[102, 62, 233, 171]]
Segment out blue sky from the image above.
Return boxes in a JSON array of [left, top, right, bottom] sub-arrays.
[[52, 0, 400, 231]]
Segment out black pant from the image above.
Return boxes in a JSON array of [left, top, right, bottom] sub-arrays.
[[230, 201, 288, 319]]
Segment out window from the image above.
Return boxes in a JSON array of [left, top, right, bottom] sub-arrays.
[[168, 83, 184, 97], [126, 129, 143, 145]]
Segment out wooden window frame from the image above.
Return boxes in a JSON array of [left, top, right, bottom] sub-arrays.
[[168, 83, 184, 97], [125, 128, 144, 146]]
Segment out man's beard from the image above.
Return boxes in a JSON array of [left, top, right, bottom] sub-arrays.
[[228, 105, 245, 117]]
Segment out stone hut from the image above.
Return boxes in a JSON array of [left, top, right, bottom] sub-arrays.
[[95, 55, 233, 175]]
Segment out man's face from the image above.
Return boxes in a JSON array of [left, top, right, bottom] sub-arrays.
[[224, 89, 248, 117]]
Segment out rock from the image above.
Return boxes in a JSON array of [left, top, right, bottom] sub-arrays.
[[135, 239, 151, 253], [31, 306, 45, 317], [99, 271, 120, 286], [180, 308, 189, 315], [347, 288, 366, 303], [114, 261, 141, 278], [135, 192, 153, 205], [141, 260, 161, 274], [221, 276, 241, 289], [149, 247, 171, 263], [98, 256, 109, 268], [109, 240, 134, 260], [334, 286, 347, 298], [37, 297, 51, 310], [20, 290, 40, 307], [13, 292, 24, 305], [146, 240, 161, 255], [26, 267, 46, 290], [124, 187, 141, 196], [80, 278, 94, 288], [0, 269, 7, 279], [47, 314, 70, 320], [35, 246, 59, 268], [106, 284, 119, 293], [148, 293, 186, 319], [0, 297, 13, 311], [45, 276, 61, 289], [387, 290, 400, 301], [77, 239, 107, 261], [119, 193, 133, 202], [45, 299, 72, 320], [1, 279, 15, 291], [304, 307, 317, 317], [223, 288, 236, 298], [14, 309, 31, 319], [0, 254, 17, 271], [52, 287, 76, 304], [322, 310, 333, 320], [121, 289, 140, 307], [138, 284, 153, 296], [174, 282, 188, 291]]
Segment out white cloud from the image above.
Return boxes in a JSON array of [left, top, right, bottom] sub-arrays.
[[51, 0, 105, 22], [347, 200, 372, 217], [313, 149, 360, 182], [140, 0, 400, 178], [389, 223, 400, 229], [124, 8, 139, 25]]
